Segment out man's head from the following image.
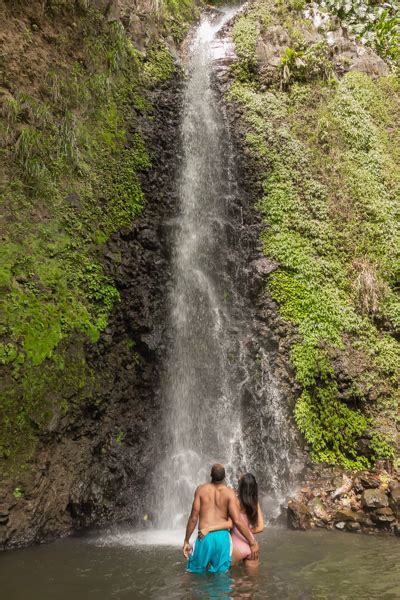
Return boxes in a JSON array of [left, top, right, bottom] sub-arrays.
[[210, 463, 225, 484]]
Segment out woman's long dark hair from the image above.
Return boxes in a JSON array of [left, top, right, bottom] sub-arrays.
[[238, 473, 258, 527]]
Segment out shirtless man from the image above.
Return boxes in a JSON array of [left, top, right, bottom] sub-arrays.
[[182, 463, 259, 573]]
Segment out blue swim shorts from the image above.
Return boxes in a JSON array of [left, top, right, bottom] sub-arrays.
[[187, 530, 232, 574]]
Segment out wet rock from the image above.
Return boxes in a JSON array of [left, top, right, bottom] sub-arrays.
[[210, 38, 237, 72], [331, 476, 343, 489], [287, 501, 312, 530], [256, 25, 290, 66], [346, 521, 361, 533], [371, 507, 396, 526], [358, 472, 380, 489], [349, 51, 390, 78], [256, 41, 283, 68], [91, 0, 120, 22], [331, 474, 352, 499], [326, 27, 353, 54], [352, 476, 364, 494], [375, 507, 394, 516], [252, 257, 279, 277], [287, 462, 399, 536], [0, 511, 9, 525], [308, 497, 329, 522], [361, 488, 389, 509], [356, 437, 374, 460], [334, 508, 364, 523], [138, 227, 159, 251], [389, 486, 400, 517], [65, 192, 81, 209]]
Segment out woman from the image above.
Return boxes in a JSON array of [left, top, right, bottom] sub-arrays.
[[230, 473, 264, 568], [199, 473, 264, 568]]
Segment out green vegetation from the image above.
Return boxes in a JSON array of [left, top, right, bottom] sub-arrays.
[[13, 487, 23, 499], [152, 0, 202, 43], [229, 0, 399, 468], [231, 3, 271, 81], [0, 2, 194, 473], [318, 0, 400, 65], [144, 46, 176, 83], [115, 431, 126, 445], [279, 42, 332, 89]]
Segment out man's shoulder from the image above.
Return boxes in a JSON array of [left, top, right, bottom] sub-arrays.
[[221, 486, 235, 498], [195, 483, 209, 494], [196, 483, 235, 496], [215, 484, 235, 498]]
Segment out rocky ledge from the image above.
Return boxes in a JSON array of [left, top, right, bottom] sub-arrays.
[[287, 463, 400, 536]]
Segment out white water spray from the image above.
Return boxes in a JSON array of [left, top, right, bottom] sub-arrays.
[[156, 6, 245, 529]]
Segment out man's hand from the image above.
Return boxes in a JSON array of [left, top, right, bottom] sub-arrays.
[[249, 540, 259, 561], [183, 540, 192, 559], [183, 487, 200, 558], [198, 527, 210, 540]]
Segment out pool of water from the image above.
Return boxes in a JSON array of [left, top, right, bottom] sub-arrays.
[[1, 527, 399, 599]]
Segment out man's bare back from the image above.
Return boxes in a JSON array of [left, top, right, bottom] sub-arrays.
[[196, 482, 233, 529]]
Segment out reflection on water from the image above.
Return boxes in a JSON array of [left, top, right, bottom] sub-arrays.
[[183, 572, 235, 599], [1, 528, 400, 599], [182, 571, 259, 600]]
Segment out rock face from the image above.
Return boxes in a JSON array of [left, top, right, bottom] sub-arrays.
[[287, 501, 312, 530], [309, 497, 330, 522], [91, 0, 120, 21], [251, 6, 389, 88], [361, 488, 389, 509], [285, 463, 400, 536], [0, 70, 185, 551], [219, 0, 398, 537], [390, 486, 400, 517]]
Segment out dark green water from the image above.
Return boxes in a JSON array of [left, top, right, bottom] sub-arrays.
[[1, 528, 399, 599]]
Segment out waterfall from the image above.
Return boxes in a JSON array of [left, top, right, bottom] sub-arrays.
[[154, 6, 244, 528], [154, 4, 302, 529]]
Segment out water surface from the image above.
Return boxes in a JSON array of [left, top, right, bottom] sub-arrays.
[[1, 528, 399, 599]]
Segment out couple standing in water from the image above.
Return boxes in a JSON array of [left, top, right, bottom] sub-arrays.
[[182, 464, 264, 573]]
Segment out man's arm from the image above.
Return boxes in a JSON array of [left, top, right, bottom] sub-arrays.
[[228, 493, 259, 560], [183, 487, 201, 559]]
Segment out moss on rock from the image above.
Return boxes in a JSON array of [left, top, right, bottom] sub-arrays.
[[0, 1, 195, 474], [228, 0, 400, 468]]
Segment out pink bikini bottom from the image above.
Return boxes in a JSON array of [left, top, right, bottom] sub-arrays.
[[231, 529, 252, 559]]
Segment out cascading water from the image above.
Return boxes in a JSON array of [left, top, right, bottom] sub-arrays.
[[153, 5, 303, 530], [156, 6, 246, 528]]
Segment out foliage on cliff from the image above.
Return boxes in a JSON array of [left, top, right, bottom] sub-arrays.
[[229, 0, 400, 469], [318, 0, 400, 65], [0, 0, 197, 473]]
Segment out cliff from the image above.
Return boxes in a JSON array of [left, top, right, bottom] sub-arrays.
[[222, 0, 400, 534], [0, 0, 200, 549]]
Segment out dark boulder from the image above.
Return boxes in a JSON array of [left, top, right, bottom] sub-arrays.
[[334, 508, 365, 524], [361, 488, 388, 509], [287, 501, 312, 530], [389, 486, 400, 518], [371, 507, 396, 526]]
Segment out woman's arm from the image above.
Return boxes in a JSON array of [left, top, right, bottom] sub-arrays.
[[251, 503, 265, 534], [198, 517, 233, 539]]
